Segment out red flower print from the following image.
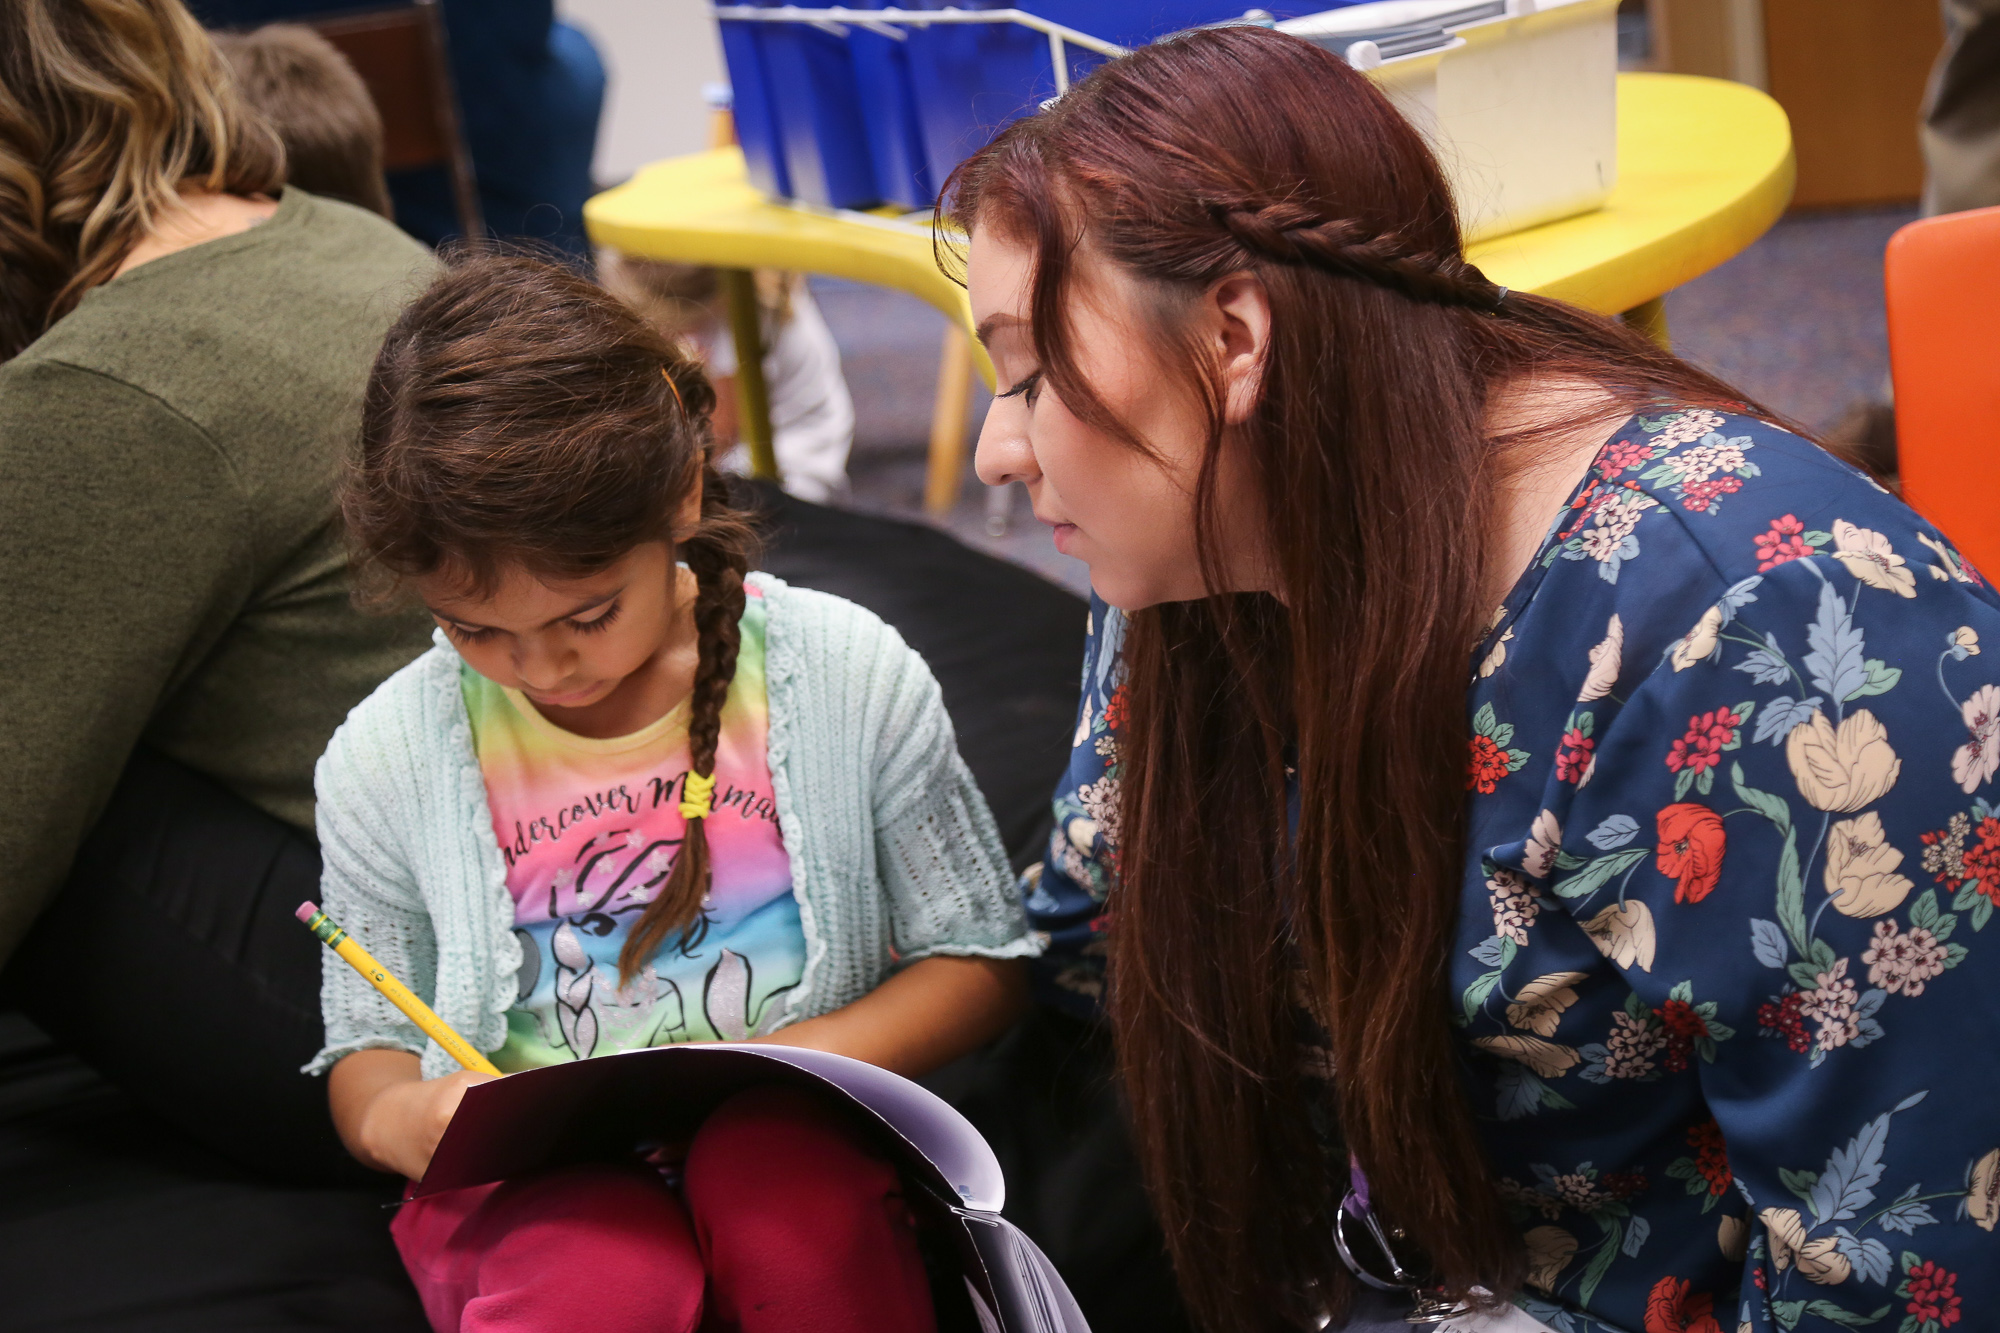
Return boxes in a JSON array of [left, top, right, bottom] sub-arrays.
[[1905, 1260, 1962, 1329], [1644, 1276, 1723, 1333], [1964, 817, 2000, 906], [1754, 514, 1813, 571], [1601, 439, 1654, 474], [1654, 999, 1711, 1071], [1757, 992, 1812, 1053], [1103, 684, 1128, 732], [1665, 708, 1742, 777], [1467, 734, 1512, 794], [1555, 727, 1595, 784], [1685, 1118, 1732, 1196], [1657, 803, 1727, 903], [1601, 1171, 1648, 1201], [1680, 476, 1744, 512]]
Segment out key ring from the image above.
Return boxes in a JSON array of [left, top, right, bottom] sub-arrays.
[[1333, 1187, 1467, 1326]]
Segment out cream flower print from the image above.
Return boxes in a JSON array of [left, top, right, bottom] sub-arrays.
[[1918, 530, 1980, 583], [1669, 603, 1725, 672], [1786, 708, 1902, 811], [1654, 407, 1723, 446], [1951, 682, 2000, 794], [1601, 1009, 1667, 1077], [1580, 899, 1656, 971], [1822, 811, 1914, 917], [1505, 970, 1588, 1037], [1971, 1148, 1999, 1232], [1522, 1226, 1577, 1292], [1577, 614, 1623, 701], [1762, 1206, 1808, 1270], [1798, 958, 1861, 1052], [1830, 519, 1917, 598], [1578, 492, 1656, 563], [1477, 626, 1513, 679], [1758, 1206, 1852, 1282], [1522, 809, 1562, 880], [1717, 1213, 1749, 1261], [1473, 1034, 1579, 1078], [1955, 626, 1981, 655], [1862, 919, 1948, 996], [1672, 439, 1750, 485], [1489, 869, 1542, 946], [1923, 811, 1971, 881]]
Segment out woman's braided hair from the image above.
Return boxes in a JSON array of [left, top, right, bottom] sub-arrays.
[[346, 251, 755, 984], [1209, 201, 1507, 310]]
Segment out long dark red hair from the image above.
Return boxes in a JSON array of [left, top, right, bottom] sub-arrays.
[[946, 27, 1772, 1330]]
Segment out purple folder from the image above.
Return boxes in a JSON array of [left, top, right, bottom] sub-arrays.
[[416, 1043, 1091, 1333]]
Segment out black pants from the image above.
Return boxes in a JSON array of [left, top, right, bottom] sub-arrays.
[[1, 748, 375, 1186]]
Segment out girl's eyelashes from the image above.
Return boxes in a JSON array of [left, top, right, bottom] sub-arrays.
[[568, 600, 623, 635], [435, 599, 619, 643], [996, 369, 1043, 403]]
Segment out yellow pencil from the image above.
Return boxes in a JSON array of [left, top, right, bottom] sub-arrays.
[[296, 900, 502, 1077]]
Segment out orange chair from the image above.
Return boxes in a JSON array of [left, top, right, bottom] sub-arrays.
[[1884, 204, 2000, 581]]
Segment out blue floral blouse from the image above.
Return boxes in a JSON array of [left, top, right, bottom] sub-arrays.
[[1021, 410, 2000, 1333]]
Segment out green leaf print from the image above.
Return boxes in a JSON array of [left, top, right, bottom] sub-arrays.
[[1732, 762, 1793, 833], [1577, 1219, 1621, 1306], [1776, 824, 1810, 958], [1804, 1301, 1890, 1329], [1553, 848, 1649, 901], [1850, 659, 1902, 700], [1461, 969, 1504, 1025]]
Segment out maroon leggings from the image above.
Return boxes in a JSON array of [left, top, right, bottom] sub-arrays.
[[391, 1084, 939, 1333]]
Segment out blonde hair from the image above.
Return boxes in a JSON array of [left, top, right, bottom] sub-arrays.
[[0, 0, 285, 360], [597, 250, 797, 353]]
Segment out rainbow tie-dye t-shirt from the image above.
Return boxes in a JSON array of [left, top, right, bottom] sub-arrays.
[[462, 588, 804, 1071]]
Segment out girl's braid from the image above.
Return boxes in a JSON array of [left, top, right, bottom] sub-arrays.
[[616, 458, 756, 984], [1211, 202, 1506, 310]]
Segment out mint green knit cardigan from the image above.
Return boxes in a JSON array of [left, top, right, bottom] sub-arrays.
[[306, 573, 1038, 1079]]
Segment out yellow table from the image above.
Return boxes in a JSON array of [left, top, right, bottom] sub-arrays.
[[585, 71, 1795, 506]]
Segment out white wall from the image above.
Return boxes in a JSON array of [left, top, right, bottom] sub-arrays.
[[558, 0, 728, 185]]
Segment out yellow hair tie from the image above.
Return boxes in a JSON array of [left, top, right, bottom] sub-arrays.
[[661, 366, 685, 413], [679, 771, 716, 821]]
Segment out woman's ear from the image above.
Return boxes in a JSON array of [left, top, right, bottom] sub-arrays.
[[1208, 271, 1272, 427]]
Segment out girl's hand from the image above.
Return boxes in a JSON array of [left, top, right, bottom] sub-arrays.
[[328, 1048, 498, 1181], [757, 955, 1027, 1077]]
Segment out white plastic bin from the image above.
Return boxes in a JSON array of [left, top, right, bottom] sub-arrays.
[[1282, 0, 1619, 241]]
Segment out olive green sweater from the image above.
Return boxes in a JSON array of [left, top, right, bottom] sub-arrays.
[[0, 188, 436, 964]]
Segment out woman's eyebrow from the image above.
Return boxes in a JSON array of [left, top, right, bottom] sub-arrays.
[[975, 313, 1026, 348]]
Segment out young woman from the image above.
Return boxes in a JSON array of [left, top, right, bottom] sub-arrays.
[[0, 0, 433, 1180], [314, 253, 1034, 1332], [960, 26, 2000, 1333]]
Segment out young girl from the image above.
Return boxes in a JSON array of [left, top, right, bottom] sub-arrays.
[[308, 253, 1035, 1332]]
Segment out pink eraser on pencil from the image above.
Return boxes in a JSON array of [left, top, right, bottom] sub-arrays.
[[296, 901, 321, 923]]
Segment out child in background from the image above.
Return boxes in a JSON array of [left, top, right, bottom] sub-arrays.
[[312, 252, 1033, 1332], [212, 24, 393, 219], [600, 252, 857, 504]]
